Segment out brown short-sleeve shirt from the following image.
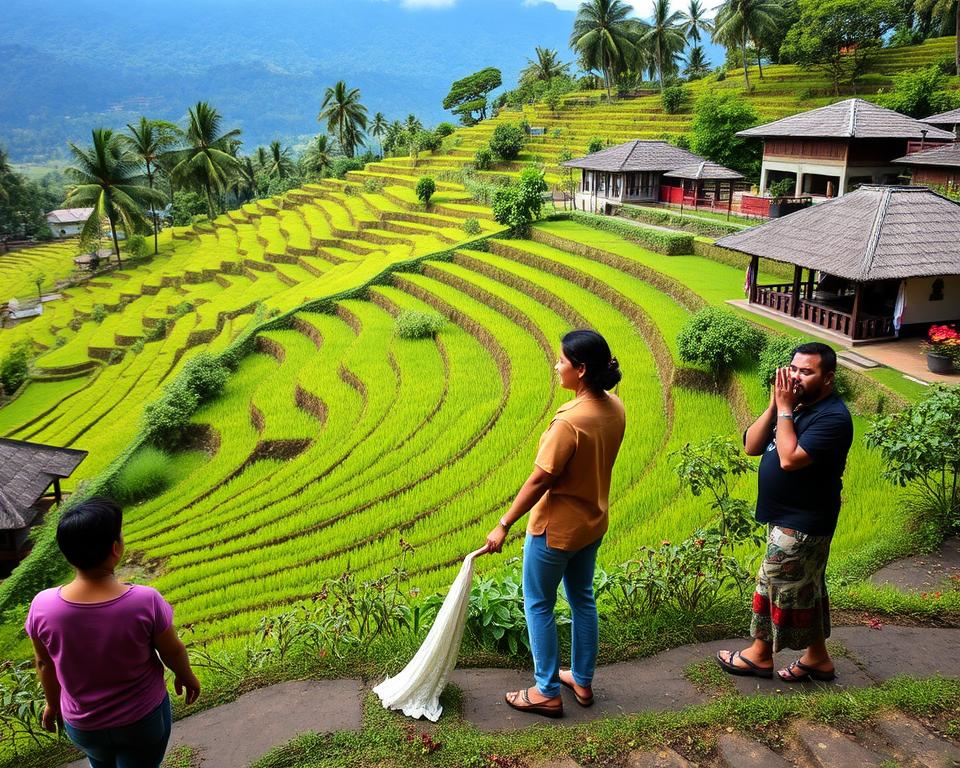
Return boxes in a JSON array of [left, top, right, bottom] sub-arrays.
[[527, 393, 626, 551]]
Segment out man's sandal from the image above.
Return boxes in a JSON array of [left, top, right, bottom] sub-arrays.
[[505, 688, 564, 718], [777, 659, 837, 683], [715, 650, 774, 679], [559, 670, 594, 707]]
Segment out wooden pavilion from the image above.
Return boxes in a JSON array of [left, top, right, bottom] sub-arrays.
[[715, 186, 960, 343]]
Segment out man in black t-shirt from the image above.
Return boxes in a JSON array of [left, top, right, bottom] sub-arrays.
[[716, 342, 853, 683]]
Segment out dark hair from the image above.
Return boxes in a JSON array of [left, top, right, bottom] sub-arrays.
[[561, 329, 622, 393], [792, 342, 837, 374], [56, 497, 123, 570]]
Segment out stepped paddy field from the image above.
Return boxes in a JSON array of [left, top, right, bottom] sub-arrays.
[[0, 40, 952, 660]]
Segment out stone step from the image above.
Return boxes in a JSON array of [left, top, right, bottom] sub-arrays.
[[837, 350, 880, 369], [718, 731, 795, 768], [795, 722, 888, 768], [873, 711, 960, 768], [626, 746, 692, 767]]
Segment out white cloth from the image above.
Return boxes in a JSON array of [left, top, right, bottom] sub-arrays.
[[893, 280, 906, 336], [373, 547, 486, 721]]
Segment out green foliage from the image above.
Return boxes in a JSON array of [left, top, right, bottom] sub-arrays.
[[182, 352, 230, 402], [140, 378, 200, 445], [661, 85, 689, 114], [0, 660, 48, 757], [492, 167, 548, 236], [91, 303, 107, 323], [566, 212, 694, 255], [879, 65, 958, 118], [767, 177, 795, 198], [328, 156, 364, 179], [488, 123, 525, 161], [434, 122, 457, 138], [171, 190, 208, 227], [586, 136, 605, 154], [394, 310, 446, 339], [362, 177, 384, 194], [110, 446, 175, 504], [443, 67, 502, 124], [473, 147, 493, 171], [125, 234, 148, 259], [690, 92, 761, 179], [412, 130, 441, 155], [462, 218, 482, 236], [677, 307, 765, 383], [618, 205, 743, 237], [0, 345, 29, 397], [415, 176, 436, 207]]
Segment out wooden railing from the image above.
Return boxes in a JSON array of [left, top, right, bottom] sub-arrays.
[[754, 285, 893, 339], [755, 284, 793, 314]]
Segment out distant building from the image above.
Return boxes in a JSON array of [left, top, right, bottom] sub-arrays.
[[562, 140, 743, 214], [894, 142, 960, 189], [737, 99, 955, 199], [46, 208, 94, 238], [922, 106, 960, 137]]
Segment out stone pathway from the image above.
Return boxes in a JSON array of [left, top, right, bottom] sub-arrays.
[[60, 626, 960, 768], [870, 537, 960, 593]]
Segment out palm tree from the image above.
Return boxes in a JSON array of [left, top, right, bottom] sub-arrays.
[[254, 145, 270, 171], [0, 147, 12, 202], [121, 117, 180, 254], [639, 0, 687, 92], [232, 156, 258, 203], [683, 45, 712, 79], [371, 112, 388, 158], [680, 0, 714, 43], [570, 0, 638, 101], [384, 121, 405, 156], [318, 81, 368, 158], [301, 135, 332, 179], [169, 102, 241, 218], [264, 140, 295, 180], [65, 128, 164, 265], [713, 0, 782, 90], [520, 46, 571, 85]]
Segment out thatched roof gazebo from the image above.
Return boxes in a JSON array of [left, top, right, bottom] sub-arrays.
[[715, 186, 960, 342]]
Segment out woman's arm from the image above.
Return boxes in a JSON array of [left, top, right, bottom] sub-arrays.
[[30, 637, 62, 733], [484, 466, 557, 553], [154, 626, 201, 705]]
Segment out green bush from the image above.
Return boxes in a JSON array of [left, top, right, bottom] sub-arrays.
[[395, 310, 446, 339], [473, 147, 493, 171], [767, 178, 795, 198], [586, 136, 604, 154], [567, 212, 693, 255], [462, 218, 482, 236], [489, 123, 525, 161], [619, 204, 743, 237], [879, 65, 958, 118], [363, 177, 384, 194], [110, 446, 175, 504], [677, 307, 765, 384], [125, 234, 148, 259], [434, 122, 456, 138], [91, 304, 107, 323], [661, 85, 689, 114], [690, 92, 761, 179], [413, 129, 441, 154], [492, 167, 549, 236], [141, 378, 200, 444], [182, 352, 230, 402], [415, 176, 436, 207], [329, 156, 364, 179], [0, 345, 29, 397]]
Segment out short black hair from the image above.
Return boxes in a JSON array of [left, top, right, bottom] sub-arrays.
[[792, 342, 837, 374], [56, 497, 123, 570], [561, 329, 622, 393]]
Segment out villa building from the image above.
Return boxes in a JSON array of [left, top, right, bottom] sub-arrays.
[[923, 106, 960, 136], [45, 207, 94, 238], [715, 186, 960, 343], [562, 140, 743, 214], [737, 99, 955, 199], [894, 142, 960, 188]]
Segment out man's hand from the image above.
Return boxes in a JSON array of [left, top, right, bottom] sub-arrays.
[[484, 524, 507, 554], [41, 704, 61, 733], [175, 673, 201, 706], [774, 366, 798, 412]]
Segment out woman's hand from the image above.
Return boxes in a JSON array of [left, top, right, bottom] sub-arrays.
[[41, 704, 61, 733], [484, 523, 507, 554]]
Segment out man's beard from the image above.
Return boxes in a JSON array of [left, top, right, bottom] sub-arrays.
[[794, 381, 822, 404]]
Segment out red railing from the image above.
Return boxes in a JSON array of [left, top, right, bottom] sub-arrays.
[[740, 195, 771, 217]]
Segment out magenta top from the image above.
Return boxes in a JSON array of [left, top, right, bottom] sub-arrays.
[[26, 584, 173, 730]]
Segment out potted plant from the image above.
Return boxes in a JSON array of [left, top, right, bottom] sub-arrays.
[[922, 324, 960, 374]]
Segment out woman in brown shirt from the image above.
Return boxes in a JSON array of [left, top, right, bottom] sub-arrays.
[[484, 330, 625, 718]]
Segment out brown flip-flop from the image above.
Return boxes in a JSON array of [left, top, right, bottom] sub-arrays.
[[505, 687, 564, 718], [777, 659, 837, 683], [559, 670, 594, 707]]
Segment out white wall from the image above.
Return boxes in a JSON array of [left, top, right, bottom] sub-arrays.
[[901, 275, 960, 325], [48, 221, 83, 238]]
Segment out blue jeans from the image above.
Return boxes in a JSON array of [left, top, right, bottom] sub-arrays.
[[523, 533, 602, 698], [64, 695, 172, 768]]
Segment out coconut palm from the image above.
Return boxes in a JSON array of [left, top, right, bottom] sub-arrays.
[[301, 135, 332, 178], [638, 0, 687, 92], [264, 140, 296, 180], [254, 145, 270, 170], [520, 46, 571, 85], [713, 0, 783, 90], [168, 102, 241, 218], [680, 0, 714, 43], [65, 128, 164, 265], [232, 156, 258, 203], [384, 121, 405, 155], [318, 81, 368, 158], [371, 112, 388, 157], [569, 0, 638, 101], [121, 117, 181, 254], [683, 45, 712, 79]]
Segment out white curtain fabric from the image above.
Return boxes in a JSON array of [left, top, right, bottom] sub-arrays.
[[373, 546, 487, 721], [893, 280, 906, 336]]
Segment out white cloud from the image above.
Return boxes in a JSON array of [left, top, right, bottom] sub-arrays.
[[525, 0, 657, 17], [400, 0, 457, 7]]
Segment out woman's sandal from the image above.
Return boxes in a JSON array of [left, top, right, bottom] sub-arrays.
[[715, 650, 774, 679], [559, 670, 594, 707], [777, 659, 837, 683], [505, 688, 564, 718]]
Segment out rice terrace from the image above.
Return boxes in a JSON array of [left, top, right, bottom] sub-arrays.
[[1, 1, 960, 766]]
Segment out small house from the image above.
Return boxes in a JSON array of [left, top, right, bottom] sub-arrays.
[[922, 106, 960, 137], [894, 142, 960, 189], [45, 208, 94, 239]]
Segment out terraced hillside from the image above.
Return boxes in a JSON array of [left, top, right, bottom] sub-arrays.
[[0, 240, 81, 304]]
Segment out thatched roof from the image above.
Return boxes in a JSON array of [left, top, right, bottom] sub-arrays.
[[563, 140, 706, 172], [893, 142, 960, 169], [0, 439, 87, 529], [715, 186, 960, 281], [922, 107, 960, 127], [662, 161, 744, 180], [737, 99, 955, 140]]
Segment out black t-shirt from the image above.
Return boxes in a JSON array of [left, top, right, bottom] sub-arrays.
[[755, 392, 854, 536]]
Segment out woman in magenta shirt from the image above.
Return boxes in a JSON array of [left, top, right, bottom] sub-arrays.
[[26, 498, 200, 768]]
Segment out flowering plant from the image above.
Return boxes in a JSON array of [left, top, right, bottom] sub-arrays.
[[922, 324, 960, 363]]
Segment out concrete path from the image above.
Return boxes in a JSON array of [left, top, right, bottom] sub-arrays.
[[870, 537, 960, 592]]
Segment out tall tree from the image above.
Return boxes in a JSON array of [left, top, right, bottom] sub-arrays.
[[713, 0, 783, 89], [442, 68, 502, 125], [65, 128, 164, 265], [301, 135, 332, 178], [121, 117, 180, 254], [915, 0, 959, 75], [680, 0, 714, 42], [569, 0, 637, 101], [169, 102, 241, 219], [371, 112, 388, 157], [520, 47, 571, 84], [264, 140, 295, 179], [318, 81, 368, 158], [683, 45, 712, 79], [639, 0, 687, 91], [0, 147, 12, 203]]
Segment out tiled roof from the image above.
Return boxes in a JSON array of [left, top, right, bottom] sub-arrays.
[[922, 107, 960, 126], [45, 208, 94, 225], [0, 439, 87, 529], [662, 160, 744, 180], [715, 186, 960, 281], [736, 99, 955, 140], [563, 140, 707, 172], [893, 142, 960, 169]]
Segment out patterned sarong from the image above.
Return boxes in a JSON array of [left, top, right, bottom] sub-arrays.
[[750, 524, 832, 652]]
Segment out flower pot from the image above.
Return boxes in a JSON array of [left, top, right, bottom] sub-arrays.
[[926, 352, 954, 374]]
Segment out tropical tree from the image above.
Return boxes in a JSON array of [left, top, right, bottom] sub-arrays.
[[680, 0, 714, 42], [231, 156, 258, 203], [121, 117, 180, 254], [683, 45, 712, 79], [0, 148, 12, 202], [639, 0, 687, 91], [713, 0, 783, 89], [301, 135, 332, 178], [442, 68, 502, 124], [915, 0, 959, 75], [384, 121, 405, 156], [168, 102, 241, 218], [318, 81, 368, 158], [263, 140, 296, 180], [520, 46, 571, 84], [371, 112, 388, 157], [570, 0, 638, 101], [65, 128, 164, 265], [254, 145, 270, 170]]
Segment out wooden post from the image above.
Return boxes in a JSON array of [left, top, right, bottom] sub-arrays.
[[806, 268, 815, 301], [749, 255, 759, 304], [727, 183, 733, 220], [791, 263, 802, 317], [850, 283, 863, 340], [53, 478, 62, 505]]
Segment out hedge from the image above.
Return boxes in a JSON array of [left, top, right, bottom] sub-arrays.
[[561, 211, 694, 255], [692, 240, 794, 281], [618, 204, 746, 238]]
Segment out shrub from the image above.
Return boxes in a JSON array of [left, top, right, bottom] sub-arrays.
[[182, 352, 229, 402], [488, 123, 525, 161], [415, 176, 436, 207], [566, 212, 693, 255], [492, 167, 549, 236], [879, 65, 958, 119], [0, 345, 29, 397], [767, 178, 795, 198], [677, 307, 765, 384], [141, 378, 200, 444], [661, 85, 688, 114], [413, 129, 442, 154], [125, 234, 148, 259], [363, 177, 384, 194], [434, 122, 457, 138], [586, 136, 604, 154], [690, 92, 761, 178], [91, 304, 107, 323], [329, 156, 364, 179], [462, 218, 482, 236], [395, 310, 446, 339], [108, 348, 124, 365], [110, 446, 175, 504], [473, 147, 494, 171], [618, 204, 742, 237]]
